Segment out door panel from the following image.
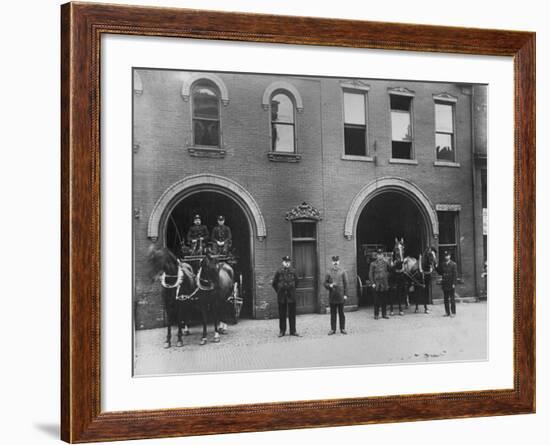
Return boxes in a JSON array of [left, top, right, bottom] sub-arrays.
[[293, 240, 317, 313]]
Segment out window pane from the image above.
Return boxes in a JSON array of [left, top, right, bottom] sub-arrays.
[[193, 119, 219, 146], [392, 141, 412, 159], [292, 222, 316, 238], [438, 211, 456, 244], [436, 133, 454, 161], [272, 123, 295, 152], [344, 92, 366, 125], [391, 111, 412, 141], [271, 93, 294, 123], [344, 125, 366, 156], [390, 94, 412, 111], [192, 86, 219, 119], [435, 103, 453, 133]]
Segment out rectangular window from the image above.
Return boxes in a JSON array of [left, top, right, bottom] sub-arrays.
[[390, 94, 413, 159], [435, 101, 455, 161], [343, 91, 367, 156], [437, 210, 461, 273]]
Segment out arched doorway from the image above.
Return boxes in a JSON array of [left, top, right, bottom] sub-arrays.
[[148, 174, 267, 319], [346, 178, 438, 307], [163, 190, 254, 318]]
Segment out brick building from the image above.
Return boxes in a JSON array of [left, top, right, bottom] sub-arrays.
[[133, 69, 487, 329]]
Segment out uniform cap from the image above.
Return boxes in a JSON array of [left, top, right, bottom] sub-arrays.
[[217, 215, 225, 221], [331, 255, 340, 261], [282, 255, 291, 262], [376, 248, 383, 254], [444, 250, 450, 256], [193, 214, 201, 220]]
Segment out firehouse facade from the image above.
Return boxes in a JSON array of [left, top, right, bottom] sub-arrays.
[[133, 69, 487, 329]]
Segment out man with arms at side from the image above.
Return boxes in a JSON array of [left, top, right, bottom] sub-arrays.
[[324, 255, 348, 335], [437, 250, 458, 317], [369, 248, 390, 320], [272, 255, 300, 337]]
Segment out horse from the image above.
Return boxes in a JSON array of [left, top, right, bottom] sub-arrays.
[[388, 253, 407, 316], [195, 251, 235, 345], [146, 245, 195, 349], [414, 247, 437, 313], [392, 238, 426, 309]]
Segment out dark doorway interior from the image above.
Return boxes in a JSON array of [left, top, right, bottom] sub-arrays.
[[165, 191, 254, 318], [356, 191, 427, 306]]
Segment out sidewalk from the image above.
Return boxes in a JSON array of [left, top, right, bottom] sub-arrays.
[[134, 301, 487, 376]]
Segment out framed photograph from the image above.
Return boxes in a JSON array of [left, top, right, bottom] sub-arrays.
[[61, 2, 535, 442]]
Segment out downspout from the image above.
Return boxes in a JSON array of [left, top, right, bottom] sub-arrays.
[[470, 86, 479, 297]]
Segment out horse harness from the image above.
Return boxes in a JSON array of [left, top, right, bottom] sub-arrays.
[[160, 263, 234, 302], [159, 266, 201, 302]]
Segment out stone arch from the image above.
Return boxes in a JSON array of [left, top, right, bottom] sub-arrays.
[[262, 80, 304, 112], [344, 177, 439, 240], [148, 174, 266, 241], [181, 73, 230, 106]]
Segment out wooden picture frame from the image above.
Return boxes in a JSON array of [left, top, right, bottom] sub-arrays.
[[61, 2, 535, 442]]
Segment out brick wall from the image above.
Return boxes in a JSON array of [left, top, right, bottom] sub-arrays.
[[133, 69, 486, 329]]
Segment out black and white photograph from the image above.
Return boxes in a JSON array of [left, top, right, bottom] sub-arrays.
[[133, 68, 488, 376]]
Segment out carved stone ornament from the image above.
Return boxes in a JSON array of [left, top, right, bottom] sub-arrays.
[[388, 86, 415, 96], [433, 92, 458, 103], [340, 79, 371, 91], [285, 202, 322, 221]]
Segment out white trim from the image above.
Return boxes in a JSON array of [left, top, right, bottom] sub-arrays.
[[341, 155, 374, 162], [436, 204, 462, 211], [344, 177, 439, 240], [181, 73, 230, 105], [147, 174, 266, 240], [434, 160, 461, 168], [262, 80, 304, 112], [389, 158, 418, 165]]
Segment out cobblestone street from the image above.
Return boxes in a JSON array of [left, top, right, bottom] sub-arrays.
[[134, 301, 487, 376]]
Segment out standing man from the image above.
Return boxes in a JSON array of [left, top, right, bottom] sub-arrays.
[[272, 255, 300, 337], [437, 251, 458, 317], [211, 215, 232, 255], [186, 214, 209, 255], [369, 248, 390, 320], [324, 255, 348, 335]]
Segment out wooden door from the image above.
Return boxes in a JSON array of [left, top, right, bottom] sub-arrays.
[[292, 222, 317, 313]]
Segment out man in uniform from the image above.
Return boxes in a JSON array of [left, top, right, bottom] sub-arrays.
[[437, 251, 458, 317], [369, 248, 390, 320], [272, 255, 300, 337], [211, 215, 232, 255], [324, 255, 348, 335], [186, 214, 209, 255]]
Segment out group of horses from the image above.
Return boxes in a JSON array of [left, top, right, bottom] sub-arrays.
[[147, 238, 438, 349], [147, 245, 236, 348], [385, 238, 438, 314]]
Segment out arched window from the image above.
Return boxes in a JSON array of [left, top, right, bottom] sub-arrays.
[[192, 82, 220, 147], [270, 92, 295, 153]]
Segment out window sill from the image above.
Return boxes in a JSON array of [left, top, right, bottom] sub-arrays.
[[389, 158, 418, 165], [341, 155, 374, 162], [434, 160, 461, 168], [188, 146, 226, 158], [267, 152, 302, 163]]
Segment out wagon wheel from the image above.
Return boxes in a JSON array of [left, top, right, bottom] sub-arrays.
[[230, 273, 244, 324], [227, 274, 243, 324]]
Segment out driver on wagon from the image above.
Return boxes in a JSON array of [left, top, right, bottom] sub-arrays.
[[186, 214, 209, 255]]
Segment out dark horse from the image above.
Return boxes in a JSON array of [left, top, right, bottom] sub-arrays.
[[146, 245, 195, 348], [195, 252, 235, 345], [414, 247, 438, 313], [392, 238, 426, 310]]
